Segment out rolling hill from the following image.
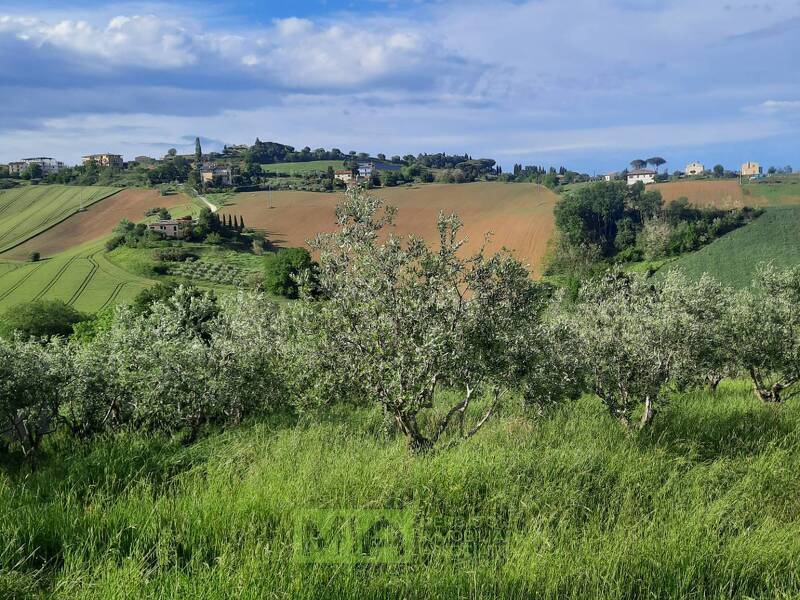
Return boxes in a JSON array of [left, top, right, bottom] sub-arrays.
[[220, 183, 559, 275], [0, 185, 119, 254], [2, 188, 191, 260], [652, 178, 800, 208], [661, 205, 800, 288]]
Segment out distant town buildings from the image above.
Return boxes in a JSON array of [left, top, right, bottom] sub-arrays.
[[7, 157, 64, 175], [201, 165, 233, 186], [685, 161, 705, 176], [627, 168, 657, 186], [741, 162, 762, 177], [147, 216, 195, 239], [82, 153, 123, 168]]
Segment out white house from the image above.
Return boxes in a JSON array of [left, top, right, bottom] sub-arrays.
[[603, 172, 619, 182], [358, 162, 374, 178], [685, 162, 705, 176], [627, 168, 656, 186], [334, 169, 355, 183]]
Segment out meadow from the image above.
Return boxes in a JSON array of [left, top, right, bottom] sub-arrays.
[[0, 186, 118, 254], [261, 160, 345, 174], [2, 383, 800, 599], [663, 205, 800, 288]]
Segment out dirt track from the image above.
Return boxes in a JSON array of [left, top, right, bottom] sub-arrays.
[[4, 189, 187, 260], [220, 183, 558, 275]]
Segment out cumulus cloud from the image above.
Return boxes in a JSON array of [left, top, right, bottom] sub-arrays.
[[1, 0, 800, 168]]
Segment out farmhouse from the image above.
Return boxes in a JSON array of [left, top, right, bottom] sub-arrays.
[[7, 157, 65, 175], [335, 170, 355, 183], [603, 172, 619, 182], [82, 154, 123, 168], [685, 162, 705, 176], [147, 216, 195, 239], [358, 163, 375, 178], [627, 168, 656, 186], [741, 162, 762, 177], [201, 165, 233, 186]]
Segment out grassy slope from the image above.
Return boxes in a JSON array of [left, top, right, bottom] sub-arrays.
[[2, 382, 800, 598], [662, 205, 800, 288], [0, 185, 118, 253], [0, 200, 203, 312], [261, 160, 345, 174], [742, 175, 800, 205]]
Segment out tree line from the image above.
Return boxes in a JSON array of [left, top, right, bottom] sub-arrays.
[[1, 189, 797, 458]]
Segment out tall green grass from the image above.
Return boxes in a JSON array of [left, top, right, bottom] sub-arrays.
[[2, 382, 800, 598]]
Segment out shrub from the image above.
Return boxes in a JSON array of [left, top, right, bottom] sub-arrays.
[[264, 247, 313, 298], [0, 300, 88, 340], [28, 251, 41, 262], [151, 247, 193, 262]]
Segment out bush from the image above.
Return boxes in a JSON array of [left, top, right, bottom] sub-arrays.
[[28, 251, 41, 262], [0, 300, 88, 340], [264, 247, 313, 298], [151, 247, 193, 262], [205, 232, 223, 245]]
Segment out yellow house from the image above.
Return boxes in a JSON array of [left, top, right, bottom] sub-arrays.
[[83, 153, 123, 168], [685, 162, 705, 176], [741, 162, 762, 177]]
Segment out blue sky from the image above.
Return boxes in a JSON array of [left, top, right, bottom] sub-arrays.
[[2, 0, 799, 172]]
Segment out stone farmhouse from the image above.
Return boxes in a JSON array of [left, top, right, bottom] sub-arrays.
[[148, 216, 195, 239]]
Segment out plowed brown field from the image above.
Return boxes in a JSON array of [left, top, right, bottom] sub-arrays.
[[652, 180, 756, 209], [221, 183, 558, 275], [4, 189, 188, 260]]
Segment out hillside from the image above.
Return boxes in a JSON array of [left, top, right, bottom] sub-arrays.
[[0, 185, 118, 254], [2, 189, 190, 260], [652, 179, 800, 208], [662, 205, 800, 288], [221, 183, 558, 275], [261, 160, 345, 174]]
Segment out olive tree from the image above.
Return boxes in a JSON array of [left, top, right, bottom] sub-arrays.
[[563, 269, 729, 429], [281, 188, 548, 452], [0, 337, 60, 456], [730, 265, 800, 403]]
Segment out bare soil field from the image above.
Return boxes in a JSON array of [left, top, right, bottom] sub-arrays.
[[3, 189, 188, 260], [651, 180, 755, 209], [221, 183, 558, 275]]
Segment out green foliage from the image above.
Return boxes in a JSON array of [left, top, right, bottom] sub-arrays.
[[280, 188, 549, 451], [730, 264, 800, 403], [0, 299, 88, 340], [27, 251, 40, 262], [263, 247, 313, 298]]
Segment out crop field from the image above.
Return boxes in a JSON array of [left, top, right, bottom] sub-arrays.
[[2, 189, 192, 260], [221, 183, 559, 275], [742, 175, 800, 205], [0, 185, 118, 254], [661, 205, 800, 288], [261, 160, 345, 174], [0, 240, 152, 312], [651, 180, 755, 208]]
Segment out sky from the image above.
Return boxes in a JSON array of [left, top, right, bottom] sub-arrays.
[[1, 0, 799, 173]]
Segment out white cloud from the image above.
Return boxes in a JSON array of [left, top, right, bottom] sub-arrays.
[[745, 100, 800, 116]]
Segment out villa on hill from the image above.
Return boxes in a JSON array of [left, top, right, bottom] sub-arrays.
[[82, 153, 123, 168], [7, 157, 65, 175], [627, 168, 656, 186], [685, 161, 705, 176], [148, 216, 195, 239]]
